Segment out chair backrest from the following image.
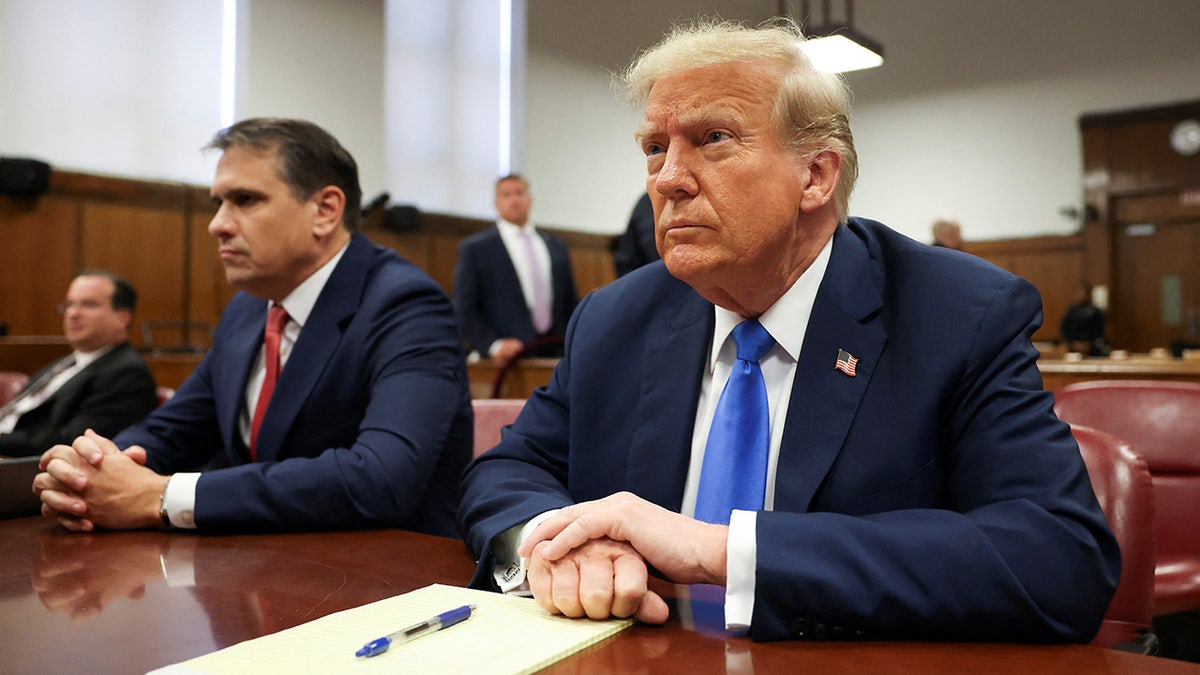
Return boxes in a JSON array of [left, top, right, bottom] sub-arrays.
[[1071, 424, 1156, 649], [0, 371, 30, 406], [471, 399, 526, 458], [1055, 380, 1200, 568]]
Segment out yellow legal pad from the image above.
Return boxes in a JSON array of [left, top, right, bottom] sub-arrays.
[[147, 583, 633, 675]]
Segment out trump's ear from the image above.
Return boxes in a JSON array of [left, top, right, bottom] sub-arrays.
[[798, 151, 840, 213]]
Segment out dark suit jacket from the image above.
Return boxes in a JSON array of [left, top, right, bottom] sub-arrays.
[[612, 192, 659, 277], [458, 217, 1120, 643], [453, 226, 578, 356], [0, 342, 156, 457], [116, 234, 472, 536]]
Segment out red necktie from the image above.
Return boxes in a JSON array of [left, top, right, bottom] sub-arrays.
[[250, 305, 289, 459]]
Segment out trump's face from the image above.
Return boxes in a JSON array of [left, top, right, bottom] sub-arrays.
[[637, 59, 835, 315]]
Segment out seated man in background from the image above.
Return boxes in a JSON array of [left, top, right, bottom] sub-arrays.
[[453, 175, 578, 363], [0, 271, 156, 458], [34, 118, 472, 535], [458, 20, 1119, 643], [1061, 281, 1108, 356]]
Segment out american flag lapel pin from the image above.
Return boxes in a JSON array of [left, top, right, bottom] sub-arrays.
[[834, 349, 858, 377]]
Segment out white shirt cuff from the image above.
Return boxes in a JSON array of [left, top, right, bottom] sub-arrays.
[[491, 509, 560, 595], [162, 472, 200, 529], [724, 509, 757, 630]]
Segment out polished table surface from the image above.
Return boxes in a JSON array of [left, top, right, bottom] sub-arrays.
[[2, 515, 1197, 674]]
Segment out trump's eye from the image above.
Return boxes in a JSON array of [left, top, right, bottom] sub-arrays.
[[704, 131, 730, 144], [643, 142, 665, 156]]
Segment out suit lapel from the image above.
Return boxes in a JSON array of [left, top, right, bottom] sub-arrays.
[[218, 298, 267, 460], [625, 286, 711, 510], [252, 235, 369, 462], [774, 225, 887, 513]]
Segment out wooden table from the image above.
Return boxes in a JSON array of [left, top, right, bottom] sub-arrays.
[[1, 516, 1195, 674], [467, 357, 558, 399], [1039, 355, 1200, 392]]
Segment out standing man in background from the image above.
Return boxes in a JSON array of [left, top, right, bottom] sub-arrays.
[[34, 118, 472, 535], [454, 175, 578, 363], [0, 271, 156, 458]]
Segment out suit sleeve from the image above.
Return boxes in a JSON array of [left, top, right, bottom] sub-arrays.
[[457, 294, 593, 569], [0, 355, 157, 457], [749, 277, 1119, 643], [118, 352, 226, 472], [190, 279, 468, 533], [453, 240, 500, 354]]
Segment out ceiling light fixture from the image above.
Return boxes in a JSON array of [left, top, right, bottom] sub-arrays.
[[781, 0, 884, 73]]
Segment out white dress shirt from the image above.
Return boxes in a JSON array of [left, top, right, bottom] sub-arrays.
[[681, 235, 833, 628], [490, 219, 554, 356], [493, 235, 835, 629], [161, 243, 348, 529]]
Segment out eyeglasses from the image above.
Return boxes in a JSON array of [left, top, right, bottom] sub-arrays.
[[56, 300, 108, 313]]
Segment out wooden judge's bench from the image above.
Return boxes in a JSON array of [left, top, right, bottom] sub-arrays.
[[1037, 351, 1200, 393]]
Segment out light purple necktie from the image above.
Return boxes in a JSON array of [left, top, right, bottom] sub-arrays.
[[519, 228, 552, 334]]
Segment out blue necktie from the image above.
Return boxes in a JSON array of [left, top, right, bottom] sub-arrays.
[[694, 320, 774, 525]]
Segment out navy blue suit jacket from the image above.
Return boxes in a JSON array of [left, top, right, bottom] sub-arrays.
[[117, 234, 472, 536], [458, 218, 1119, 642], [453, 226, 578, 355], [0, 343, 156, 457]]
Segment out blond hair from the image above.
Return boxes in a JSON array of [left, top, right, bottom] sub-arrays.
[[621, 18, 858, 220]]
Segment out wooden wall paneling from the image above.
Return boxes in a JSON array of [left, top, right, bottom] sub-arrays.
[[1081, 100, 1200, 352], [0, 195, 79, 336], [968, 235, 1085, 343], [80, 202, 186, 350], [1080, 125, 1113, 295], [362, 211, 618, 300], [187, 190, 231, 345]]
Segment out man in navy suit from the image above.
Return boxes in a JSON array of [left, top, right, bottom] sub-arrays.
[[34, 118, 472, 536], [454, 175, 578, 362], [457, 21, 1119, 642]]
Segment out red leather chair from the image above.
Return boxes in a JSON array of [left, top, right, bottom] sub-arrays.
[[471, 399, 526, 458], [1071, 424, 1157, 652], [1055, 380, 1200, 618], [0, 371, 30, 406]]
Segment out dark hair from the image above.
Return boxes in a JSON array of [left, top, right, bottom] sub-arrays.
[[495, 174, 529, 191], [77, 270, 137, 312], [205, 118, 363, 231]]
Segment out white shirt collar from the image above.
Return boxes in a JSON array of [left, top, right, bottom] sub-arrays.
[[707, 233, 835, 372], [272, 241, 350, 327], [72, 343, 117, 369], [496, 218, 538, 238]]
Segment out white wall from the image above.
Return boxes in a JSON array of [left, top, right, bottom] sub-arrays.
[[237, 0, 385, 199], [524, 50, 1200, 239], [524, 52, 646, 234], [850, 59, 1200, 243], [0, 0, 223, 184]]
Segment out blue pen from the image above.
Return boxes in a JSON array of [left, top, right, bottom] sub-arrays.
[[355, 604, 477, 658]]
